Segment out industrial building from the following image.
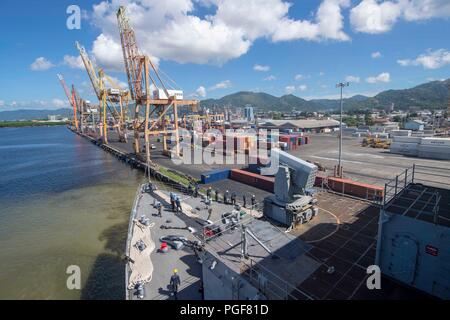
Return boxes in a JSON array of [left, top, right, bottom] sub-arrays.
[[259, 119, 340, 133], [405, 120, 425, 131], [244, 105, 255, 122]]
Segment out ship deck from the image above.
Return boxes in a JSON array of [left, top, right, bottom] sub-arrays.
[[125, 184, 254, 300], [126, 186, 430, 300]]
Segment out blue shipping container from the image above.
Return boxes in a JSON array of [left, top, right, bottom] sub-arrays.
[[201, 169, 230, 184]]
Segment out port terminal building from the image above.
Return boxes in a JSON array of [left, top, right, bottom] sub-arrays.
[[258, 119, 340, 133]]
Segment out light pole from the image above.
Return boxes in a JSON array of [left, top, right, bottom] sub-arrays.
[[336, 82, 349, 177]]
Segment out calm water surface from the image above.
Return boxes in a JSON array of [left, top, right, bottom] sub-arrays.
[[0, 126, 144, 299]]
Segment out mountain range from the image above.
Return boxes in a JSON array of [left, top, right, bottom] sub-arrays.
[[1, 79, 449, 121], [200, 78, 450, 112], [0, 108, 73, 121]]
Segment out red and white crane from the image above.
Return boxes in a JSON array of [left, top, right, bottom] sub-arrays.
[[57, 74, 79, 131]]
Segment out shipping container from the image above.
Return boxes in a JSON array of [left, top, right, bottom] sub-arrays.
[[201, 169, 230, 184], [420, 137, 450, 147], [393, 136, 422, 143], [230, 169, 274, 192], [153, 89, 184, 100], [315, 175, 383, 200], [390, 129, 412, 137]]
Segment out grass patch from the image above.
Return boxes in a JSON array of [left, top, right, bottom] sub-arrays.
[[158, 166, 194, 187], [0, 121, 68, 128]]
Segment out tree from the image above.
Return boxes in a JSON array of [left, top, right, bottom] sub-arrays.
[[393, 115, 402, 123], [364, 113, 374, 126]]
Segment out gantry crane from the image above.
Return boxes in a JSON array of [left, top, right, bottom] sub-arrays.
[[76, 41, 129, 144], [71, 85, 96, 135], [182, 113, 225, 131], [116, 6, 198, 164], [57, 74, 79, 131]]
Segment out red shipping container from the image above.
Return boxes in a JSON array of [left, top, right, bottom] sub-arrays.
[[314, 175, 383, 200], [230, 169, 274, 192]]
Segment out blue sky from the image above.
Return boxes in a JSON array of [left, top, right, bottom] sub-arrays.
[[0, 0, 449, 110]]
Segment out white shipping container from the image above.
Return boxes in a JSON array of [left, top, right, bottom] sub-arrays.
[[390, 142, 419, 156], [153, 89, 184, 100], [393, 136, 422, 143], [418, 145, 450, 154], [418, 151, 450, 160], [390, 148, 418, 156], [420, 137, 450, 147], [390, 130, 412, 137], [390, 142, 419, 149]]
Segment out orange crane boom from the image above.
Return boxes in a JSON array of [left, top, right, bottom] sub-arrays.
[[57, 74, 79, 131], [116, 6, 198, 163]]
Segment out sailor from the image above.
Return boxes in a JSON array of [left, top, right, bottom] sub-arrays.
[[175, 196, 182, 213], [231, 192, 236, 205], [243, 195, 247, 208], [207, 207, 213, 221], [206, 187, 212, 200], [194, 184, 199, 198], [251, 194, 256, 209], [157, 203, 162, 217], [224, 190, 229, 204], [160, 242, 169, 253], [188, 182, 193, 195], [215, 189, 219, 202], [170, 269, 181, 299], [170, 193, 175, 212]]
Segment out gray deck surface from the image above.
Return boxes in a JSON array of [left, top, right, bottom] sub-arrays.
[[128, 186, 241, 300]]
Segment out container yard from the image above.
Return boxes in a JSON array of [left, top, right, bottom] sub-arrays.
[[47, 3, 450, 303]]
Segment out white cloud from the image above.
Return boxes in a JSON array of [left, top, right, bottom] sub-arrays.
[[30, 57, 55, 71], [299, 85, 308, 91], [91, 34, 126, 72], [254, 64, 270, 72], [397, 49, 450, 69], [263, 75, 276, 81], [196, 86, 207, 97], [90, 0, 351, 68], [294, 74, 304, 81], [426, 77, 446, 82], [210, 80, 232, 90], [63, 55, 85, 69], [366, 72, 390, 83], [284, 85, 296, 94], [271, 0, 350, 42], [103, 75, 128, 89], [0, 99, 70, 111], [345, 75, 360, 83], [319, 71, 325, 76], [0, 100, 4, 107], [371, 51, 382, 59], [52, 99, 69, 108], [350, 0, 450, 34]]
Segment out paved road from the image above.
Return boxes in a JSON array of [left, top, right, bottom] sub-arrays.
[[289, 134, 450, 186]]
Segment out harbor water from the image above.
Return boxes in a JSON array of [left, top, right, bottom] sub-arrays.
[[0, 126, 144, 299]]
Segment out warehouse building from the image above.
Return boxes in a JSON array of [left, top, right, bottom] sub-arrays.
[[259, 119, 340, 133], [405, 120, 425, 131]]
